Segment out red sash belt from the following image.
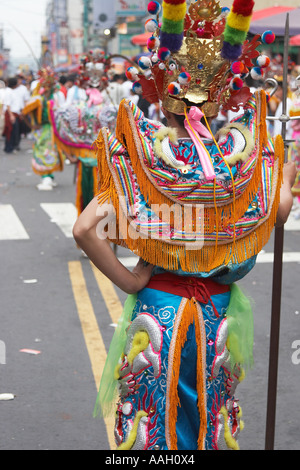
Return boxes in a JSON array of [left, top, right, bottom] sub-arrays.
[[146, 273, 230, 318]]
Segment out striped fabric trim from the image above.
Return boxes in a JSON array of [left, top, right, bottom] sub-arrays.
[[107, 131, 137, 213], [106, 95, 276, 243], [107, 132, 124, 156], [114, 159, 136, 214]]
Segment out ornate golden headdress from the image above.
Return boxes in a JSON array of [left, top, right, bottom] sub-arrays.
[[78, 49, 111, 89], [78, 49, 143, 91], [34, 66, 58, 96], [127, 0, 268, 116]]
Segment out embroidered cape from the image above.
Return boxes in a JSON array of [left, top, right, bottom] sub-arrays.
[[95, 90, 284, 273]]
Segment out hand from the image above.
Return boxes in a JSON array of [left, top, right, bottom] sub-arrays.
[[283, 161, 297, 188], [66, 154, 78, 164], [130, 258, 154, 293], [73, 198, 154, 295]]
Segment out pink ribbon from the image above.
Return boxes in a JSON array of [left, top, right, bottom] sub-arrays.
[[184, 106, 216, 180], [86, 88, 103, 108]]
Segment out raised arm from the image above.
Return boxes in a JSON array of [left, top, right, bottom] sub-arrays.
[[73, 196, 154, 294]]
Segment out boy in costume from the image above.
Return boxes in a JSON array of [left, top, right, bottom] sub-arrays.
[[73, 0, 296, 450], [22, 67, 65, 190], [48, 50, 122, 216]]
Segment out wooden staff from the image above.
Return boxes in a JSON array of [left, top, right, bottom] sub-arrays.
[[264, 13, 300, 450]]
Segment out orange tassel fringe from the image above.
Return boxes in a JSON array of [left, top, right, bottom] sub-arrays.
[[23, 98, 43, 125], [111, 91, 269, 234], [166, 299, 207, 450], [75, 162, 82, 216], [94, 114, 284, 273]]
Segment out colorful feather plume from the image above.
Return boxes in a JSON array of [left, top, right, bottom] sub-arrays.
[[160, 0, 187, 52], [222, 0, 255, 60]]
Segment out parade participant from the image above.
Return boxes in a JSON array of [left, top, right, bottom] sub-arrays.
[[271, 79, 293, 140], [73, 0, 295, 450], [2, 77, 19, 154], [105, 73, 129, 108], [288, 88, 300, 217], [13, 74, 31, 149], [64, 74, 88, 107], [22, 67, 65, 190], [58, 75, 68, 98], [0, 80, 5, 138], [48, 49, 119, 216]]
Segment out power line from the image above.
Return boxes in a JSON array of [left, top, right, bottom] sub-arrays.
[[1, 1, 83, 23], [1, 1, 46, 17]]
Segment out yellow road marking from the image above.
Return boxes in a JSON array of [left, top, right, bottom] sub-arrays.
[[90, 261, 124, 324], [68, 261, 116, 450]]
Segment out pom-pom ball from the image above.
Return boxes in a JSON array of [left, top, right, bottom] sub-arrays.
[[148, 1, 161, 15], [168, 82, 181, 96], [256, 55, 270, 68], [178, 72, 191, 85], [145, 18, 158, 33], [261, 30, 275, 45], [158, 47, 170, 61], [250, 67, 264, 80], [151, 53, 159, 64], [221, 7, 230, 16], [126, 67, 139, 81], [231, 61, 244, 75], [240, 67, 249, 79], [221, 42, 242, 61], [138, 56, 152, 70], [147, 36, 160, 52], [132, 81, 143, 95], [230, 76, 243, 91]]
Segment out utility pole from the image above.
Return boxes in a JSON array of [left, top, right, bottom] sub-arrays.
[[83, 0, 90, 51]]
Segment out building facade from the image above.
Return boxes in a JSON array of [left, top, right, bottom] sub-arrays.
[[0, 27, 10, 79], [43, 0, 300, 68], [45, 0, 69, 66]]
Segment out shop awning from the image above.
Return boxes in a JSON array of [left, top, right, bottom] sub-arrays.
[[131, 32, 151, 46], [250, 6, 300, 36], [289, 34, 300, 46]]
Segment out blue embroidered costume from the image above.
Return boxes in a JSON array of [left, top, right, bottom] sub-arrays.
[[91, 0, 284, 451], [93, 94, 283, 450]]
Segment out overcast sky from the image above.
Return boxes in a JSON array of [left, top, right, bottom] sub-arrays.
[[1, 0, 48, 62]]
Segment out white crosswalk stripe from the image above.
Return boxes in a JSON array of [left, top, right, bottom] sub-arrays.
[[40, 203, 77, 238], [257, 251, 300, 264], [284, 215, 300, 231], [0, 204, 29, 240], [1, 203, 300, 266]]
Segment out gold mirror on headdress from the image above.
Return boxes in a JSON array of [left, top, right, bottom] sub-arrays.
[[130, 0, 263, 117], [163, 35, 229, 116]]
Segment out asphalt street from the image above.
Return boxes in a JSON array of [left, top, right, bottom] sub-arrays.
[[0, 136, 299, 451]]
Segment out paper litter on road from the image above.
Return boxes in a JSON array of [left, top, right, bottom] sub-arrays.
[[0, 394, 15, 401], [23, 279, 38, 284], [19, 349, 41, 355]]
